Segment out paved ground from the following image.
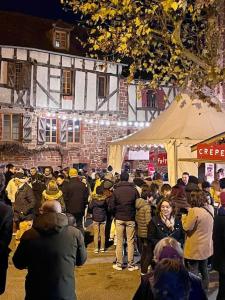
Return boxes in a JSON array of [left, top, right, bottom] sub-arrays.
[[1, 225, 219, 300]]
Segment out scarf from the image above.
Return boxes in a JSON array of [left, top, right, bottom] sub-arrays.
[[160, 213, 175, 231]]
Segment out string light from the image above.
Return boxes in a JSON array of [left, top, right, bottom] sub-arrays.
[[39, 111, 151, 129]]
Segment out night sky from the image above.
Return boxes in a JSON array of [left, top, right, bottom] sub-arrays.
[[0, 0, 78, 22]]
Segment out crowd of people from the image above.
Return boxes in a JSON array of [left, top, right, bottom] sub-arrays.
[[0, 163, 225, 299]]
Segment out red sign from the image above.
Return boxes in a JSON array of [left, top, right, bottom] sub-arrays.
[[157, 153, 167, 166], [197, 143, 225, 161]]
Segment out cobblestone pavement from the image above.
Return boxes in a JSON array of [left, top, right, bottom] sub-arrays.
[[1, 225, 219, 300]]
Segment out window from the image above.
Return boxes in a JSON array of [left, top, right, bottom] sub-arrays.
[[46, 118, 57, 143], [62, 69, 73, 95], [98, 75, 109, 98], [7, 62, 31, 91], [54, 30, 68, 49], [146, 90, 157, 109], [2, 114, 21, 141], [67, 120, 80, 143]]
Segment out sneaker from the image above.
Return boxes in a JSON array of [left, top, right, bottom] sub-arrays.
[[113, 263, 123, 271], [94, 249, 99, 254], [100, 248, 105, 253], [128, 264, 139, 271]]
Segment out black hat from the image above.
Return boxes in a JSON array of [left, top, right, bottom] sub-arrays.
[[103, 179, 114, 190]]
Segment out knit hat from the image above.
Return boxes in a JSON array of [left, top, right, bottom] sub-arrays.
[[103, 179, 114, 190], [158, 246, 183, 261], [69, 168, 78, 177], [220, 192, 225, 207]]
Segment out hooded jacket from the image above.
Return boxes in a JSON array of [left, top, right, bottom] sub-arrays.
[[42, 189, 65, 212], [89, 194, 107, 222], [13, 212, 87, 300]]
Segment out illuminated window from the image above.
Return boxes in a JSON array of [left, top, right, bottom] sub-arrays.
[[46, 118, 57, 143], [2, 114, 21, 141], [67, 120, 80, 143], [54, 31, 68, 49], [62, 69, 73, 95]]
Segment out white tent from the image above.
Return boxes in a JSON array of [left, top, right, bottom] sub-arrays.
[[108, 94, 225, 185]]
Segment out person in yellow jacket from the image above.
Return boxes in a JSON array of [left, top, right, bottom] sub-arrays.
[[92, 173, 103, 196]]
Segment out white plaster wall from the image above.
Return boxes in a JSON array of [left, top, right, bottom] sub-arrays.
[[36, 66, 48, 107], [85, 60, 95, 71], [108, 63, 117, 75], [50, 78, 60, 91], [109, 76, 117, 111], [0, 87, 11, 103], [75, 58, 83, 69], [1, 47, 14, 59], [62, 99, 73, 110], [30, 51, 48, 64], [17, 49, 27, 60], [50, 54, 60, 66], [128, 84, 137, 121], [62, 56, 71, 67], [49, 92, 60, 109], [86, 73, 97, 110], [75, 71, 85, 110], [0, 61, 8, 84], [137, 110, 146, 121], [50, 68, 60, 76]]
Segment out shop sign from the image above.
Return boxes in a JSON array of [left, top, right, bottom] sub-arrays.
[[157, 153, 167, 166], [197, 143, 225, 161]]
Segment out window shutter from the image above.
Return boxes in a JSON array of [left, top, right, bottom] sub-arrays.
[[23, 114, 32, 142], [156, 88, 166, 110], [141, 89, 148, 107], [60, 119, 67, 144], [37, 118, 46, 145]]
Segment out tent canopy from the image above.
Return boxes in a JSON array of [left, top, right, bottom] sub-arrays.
[[108, 94, 225, 185]]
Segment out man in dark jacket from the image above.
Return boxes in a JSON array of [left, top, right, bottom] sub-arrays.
[[65, 168, 89, 234], [13, 200, 87, 300], [109, 172, 139, 271], [213, 192, 225, 300], [0, 202, 13, 295]]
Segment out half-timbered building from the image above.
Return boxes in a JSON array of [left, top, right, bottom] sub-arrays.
[[0, 11, 176, 170]]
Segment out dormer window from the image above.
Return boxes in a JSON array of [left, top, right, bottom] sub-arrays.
[[52, 21, 74, 51], [55, 30, 68, 49]]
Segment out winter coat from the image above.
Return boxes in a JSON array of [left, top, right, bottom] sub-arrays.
[[65, 177, 89, 215], [213, 206, 225, 273], [31, 180, 46, 215], [182, 205, 214, 260], [148, 215, 184, 248], [89, 194, 107, 222], [5, 178, 18, 203], [0, 202, 13, 294], [135, 198, 151, 238], [14, 183, 36, 223], [108, 181, 139, 221], [42, 189, 66, 212], [132, 270, 207, 300], [13, 212, 87, 300]]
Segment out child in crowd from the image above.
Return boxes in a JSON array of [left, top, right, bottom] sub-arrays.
[[89, 185, 108, 253]]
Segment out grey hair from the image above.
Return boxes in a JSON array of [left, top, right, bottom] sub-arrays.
[[153, 237, 183, 263], [41, 200, 62, 214]]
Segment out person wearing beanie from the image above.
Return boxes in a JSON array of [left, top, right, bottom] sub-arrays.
[[42, 180, 65, 212], [65, 168, 89, 235], [132, 237, 207, 300], [213, 191, 225, 300]]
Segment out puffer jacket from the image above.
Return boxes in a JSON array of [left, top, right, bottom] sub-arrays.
[[13, 212, 87, 300], [135, 198, 151, 238], [14, 183, 36, 223], [42, 189, 65, 212], [89, 194, 107, 222]]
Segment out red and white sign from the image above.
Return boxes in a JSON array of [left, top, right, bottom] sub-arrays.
[[157, 153, 167, 166], [197, 144, 225, 161]]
